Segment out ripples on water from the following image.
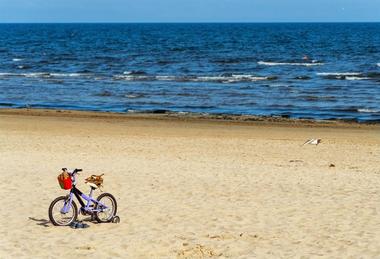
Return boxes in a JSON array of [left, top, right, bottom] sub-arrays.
[[0, 23, 379, 122]]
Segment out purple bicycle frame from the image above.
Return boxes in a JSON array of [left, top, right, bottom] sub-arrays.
[[61, 186, 108, 214]]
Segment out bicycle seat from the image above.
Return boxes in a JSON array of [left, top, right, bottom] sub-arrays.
[[86, 182, 99, 189]]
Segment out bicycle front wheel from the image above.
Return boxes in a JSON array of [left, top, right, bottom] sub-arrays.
[[48, 196, 78, 226], [95, 193, 117, 223]]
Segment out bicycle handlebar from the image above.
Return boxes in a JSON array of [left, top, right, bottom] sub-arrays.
[[67, 168, 82, 185], [62, 168, 82, 175]]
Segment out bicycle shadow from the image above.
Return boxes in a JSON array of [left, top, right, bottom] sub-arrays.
[[28, 217, 51, 227], [29, 216, 100, 227], [82, 216, 100, 224]]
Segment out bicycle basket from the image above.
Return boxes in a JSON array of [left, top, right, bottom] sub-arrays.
[[57, 171, 72, 190]]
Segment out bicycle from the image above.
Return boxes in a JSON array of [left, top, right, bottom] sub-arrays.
[[48, 168, 119, 226]]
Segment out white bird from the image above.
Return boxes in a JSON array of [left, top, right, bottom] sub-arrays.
[[302, 138, 322, 146]]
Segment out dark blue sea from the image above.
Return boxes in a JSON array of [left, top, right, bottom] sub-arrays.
[[0, 23, 379, 122]]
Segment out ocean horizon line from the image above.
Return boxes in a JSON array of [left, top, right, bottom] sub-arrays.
[[1, 21, 380, 25]]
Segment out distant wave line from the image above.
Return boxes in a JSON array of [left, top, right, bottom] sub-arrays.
[[357, 108, 380, 113], [258, 61, 324, 66], [115, 73, 277, 83], [0, 72, 89, 78], [316, 72, 379, 81], [0, 71, 276, 83], [345, 76, 370, 81], [316, 72, 362, 76]]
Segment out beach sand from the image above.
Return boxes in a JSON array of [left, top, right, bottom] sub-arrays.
[[0, 109, 379, 258]]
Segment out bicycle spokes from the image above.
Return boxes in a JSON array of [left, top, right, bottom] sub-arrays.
[[61, 199, 71, 214]]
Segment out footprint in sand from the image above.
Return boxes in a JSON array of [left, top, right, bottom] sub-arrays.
[[177, 244, 221, 258]]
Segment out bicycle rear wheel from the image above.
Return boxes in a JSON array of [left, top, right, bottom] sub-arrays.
[[48, 196, 78, 226], [95, 193, 117, 223]]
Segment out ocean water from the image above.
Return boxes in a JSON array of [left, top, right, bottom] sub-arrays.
[[0, 23, 379, 122]]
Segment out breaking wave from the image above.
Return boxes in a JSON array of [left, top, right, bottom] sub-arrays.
[[345, 76, 369, 81], [258, 61, 324, 66], [358, 108, 380, 113], [0, 72, 88, 78], [115, 73, 277, 83], [316, 72, 362, 76], [317, 72, 380, 80]]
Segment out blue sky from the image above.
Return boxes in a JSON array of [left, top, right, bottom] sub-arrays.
[[0, 0, 379, 23]]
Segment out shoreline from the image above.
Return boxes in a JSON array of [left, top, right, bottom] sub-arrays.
[[1, 108, 379, 129]]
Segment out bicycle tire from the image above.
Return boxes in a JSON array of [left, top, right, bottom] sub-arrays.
[[48, 195, 78, 226], [95, 193, 117, 223]]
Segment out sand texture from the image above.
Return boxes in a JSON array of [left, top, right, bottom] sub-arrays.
[[0, 109, 379, 258]]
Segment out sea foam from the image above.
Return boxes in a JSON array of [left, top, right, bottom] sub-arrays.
[[317, 72, 362, 76], [258, 61, 324, 66], [358, 108, 380, 113], [0, 72, 86, 78], [114, 74, 274, 83], [345, 76, 369, 81]]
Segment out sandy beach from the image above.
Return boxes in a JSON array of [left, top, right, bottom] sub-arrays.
[[0, 109, 379, 258]]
